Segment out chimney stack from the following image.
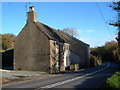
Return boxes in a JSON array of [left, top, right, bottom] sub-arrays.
[[27, 6, 37, 23]]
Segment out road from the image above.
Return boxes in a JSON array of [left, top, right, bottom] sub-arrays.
[[2, 62, 119, 89]]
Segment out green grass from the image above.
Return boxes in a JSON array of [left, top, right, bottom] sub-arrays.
[[103, 72, 120, 89]]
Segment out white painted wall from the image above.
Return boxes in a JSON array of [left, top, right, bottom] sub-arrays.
[[64, 50, 70, 67]]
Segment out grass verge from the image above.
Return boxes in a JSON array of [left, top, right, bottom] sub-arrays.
[[103, 72, 120, 89]]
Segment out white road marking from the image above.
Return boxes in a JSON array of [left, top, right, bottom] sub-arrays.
[[34, 62, 110, 90]]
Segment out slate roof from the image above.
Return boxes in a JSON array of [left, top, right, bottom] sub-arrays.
[[34, 21, 89, 55], [34, 22, 64, 42], [56, 30, 89, 55]]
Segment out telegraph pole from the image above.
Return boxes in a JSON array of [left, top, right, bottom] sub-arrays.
[[109, 1, 120, 61], [116, 2, 120, 61], [118, 3, 120, 61]]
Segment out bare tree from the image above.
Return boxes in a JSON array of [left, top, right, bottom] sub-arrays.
[[62, 28, 79, 37]]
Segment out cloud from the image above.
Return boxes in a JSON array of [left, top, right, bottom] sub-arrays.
[[77, 29, 96, 33], [80, 38, 103, 47], [79, 35, 116, 48]]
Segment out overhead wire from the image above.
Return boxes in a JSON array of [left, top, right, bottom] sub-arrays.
[[95, 2, 116, 40]]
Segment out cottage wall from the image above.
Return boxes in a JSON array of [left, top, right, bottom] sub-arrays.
[[49, 40, 65, 73], [50, 40, 60, 73], [14, 22, 50, 72], [77, 45, 90, 68], [70, 51, 80, 65]]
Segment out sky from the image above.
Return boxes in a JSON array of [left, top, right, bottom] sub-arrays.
[[1, 2, 118, 47]]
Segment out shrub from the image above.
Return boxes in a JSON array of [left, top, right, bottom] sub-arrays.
[[103, 72, 120, 88], [90, 41, 118, 62], [90, 54, 102, 67]]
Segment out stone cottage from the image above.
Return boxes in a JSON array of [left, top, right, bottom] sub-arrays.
[[14, 6, 90, 73]]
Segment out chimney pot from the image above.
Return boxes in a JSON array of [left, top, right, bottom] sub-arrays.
[[29, 6, 34, 11]]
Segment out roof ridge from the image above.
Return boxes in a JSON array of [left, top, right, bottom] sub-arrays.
[[34, 22, 51, 40], [60, 30, 89, 46]]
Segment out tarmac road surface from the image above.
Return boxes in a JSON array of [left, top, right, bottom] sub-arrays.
[[2, 62, 119, 89]]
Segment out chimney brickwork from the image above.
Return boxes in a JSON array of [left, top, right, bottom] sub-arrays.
[[27, 6, 37, 23]]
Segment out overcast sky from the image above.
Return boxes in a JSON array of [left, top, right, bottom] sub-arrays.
[[2, 2, 118, 47]]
